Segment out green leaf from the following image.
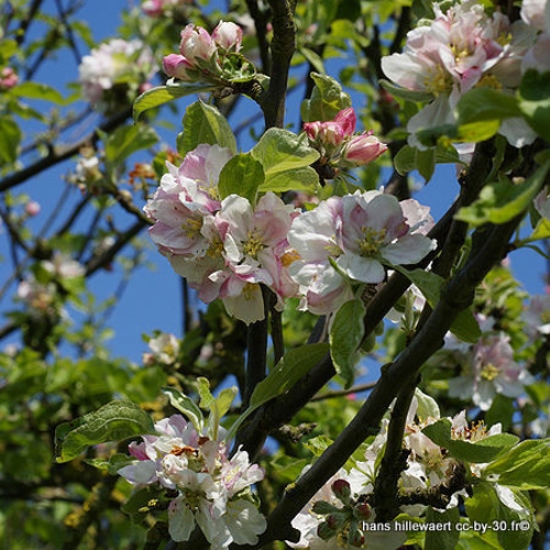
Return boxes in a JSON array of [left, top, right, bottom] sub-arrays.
[[54, 401, 155, 463], [300, 72, 352, 122], [414, 388, 441, 423], [178, 100, 237, 155], [197, 376, 215, 409], [465, 482, 533, 550], [416, 147, 436, 183], [217, 153, 264, 203], [0, 116, 21, 165], [380, 78, 435, 102], [104, 124, 159, 165], [132, 81, 217, 120], [250, 343, 330, 408], [484, 439, 550, 490], [456, 88, 521, 126], [422, 418, 519, 463], [252, 128, 319, 176], [329, 299, 365, 388], [162, 387, 204, 432], [392, 266, 481, 343], [456, 161, 550, 226], [251, 128, 320, 193], [394, 144, 462, 180], [425, 507, 461, 550], [456, 119, 501, 143], [226, 343, 330, 440], [518, 69, 550, 141], [9, 81, 66, 104], [527, 218, 550, 242]]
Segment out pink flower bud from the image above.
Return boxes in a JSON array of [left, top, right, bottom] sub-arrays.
[[0, 67, 18, 90], [334, 107, 356, 137], [25, 201, 41, 217], [211, 21, 243, 52], [331, 479, 351, 503], [304, 120, 346, 146], [179, 24, 215, 62], [163, 53, 193, 80], [353, 502, 372, 520], [343, 131, 388, 165]]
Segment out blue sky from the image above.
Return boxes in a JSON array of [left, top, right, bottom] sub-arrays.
[[1, 0, 547, 365]]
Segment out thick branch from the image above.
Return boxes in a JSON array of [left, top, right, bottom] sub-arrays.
[[260, 0, 296, 128], [253, 215, 522, 547]]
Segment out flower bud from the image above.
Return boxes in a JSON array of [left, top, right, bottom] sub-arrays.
[[334, 107, 356, 137], [311, 500, 339, 515], [347, 524, 365, 548], [331, 479, 352, 504], [343, 131, 388, 166], [317, 520, 337, 541], [179, 24, 215, 62], [163, 53, 193, 80], [212, 21, 243, 52], [353, 502, 372, 520]]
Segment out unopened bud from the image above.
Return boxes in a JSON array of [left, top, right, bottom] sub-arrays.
[[347, 522, 365, 548], [317, 520, 337, 541], [331, 479, 351, 503], [353, 502, 372, 520]]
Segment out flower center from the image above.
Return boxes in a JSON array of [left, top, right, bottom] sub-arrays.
[[207, 236, 224, 257], [480, 363, 499, 381], [475, 74, 502, 90], [424, 64, 452, 96], [243, 231, 266, 259], [181, 217, 203, 237], [359, 227, 387, 257]]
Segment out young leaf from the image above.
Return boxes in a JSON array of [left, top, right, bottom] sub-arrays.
[[0, 116, 21, 165], [456, 161, 550, 226], [9, 81, 66, 104], [456, 88, 521, 126], [300, 72, 352, 122], [329, 298, 366, 388], [178, 100, 237, 155], [226, 343, 330, 440], [392, 266, 481, 343], [55, 401, 155, 463], [422, 418, 519, 463], [425, 507, 460, 550], [484, 439, 550, 490], [251, 128, 319, 176], [132, 81, 217, 120], [162, 386, 204, 432], [217, 153, 264, 203], [104, 124, 159, 166], [518, 69, 550, 141]]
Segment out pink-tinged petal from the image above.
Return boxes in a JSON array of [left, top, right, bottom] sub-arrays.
[[381, 233, 437, 265], [163, 53, 193, 79], [118, 461, 158, 485], [338, 254, 385, 284], [334, 107, 357, 136], [211, 21, 243, 52], [222, 284, 265, 325]]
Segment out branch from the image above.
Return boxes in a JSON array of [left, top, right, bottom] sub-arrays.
[[0, 107, 132, 194], [260, 0, 296, 129], [253, 214, 522, 547]]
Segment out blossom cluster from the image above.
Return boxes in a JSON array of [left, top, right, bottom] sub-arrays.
[[289, 395, 520, 549], [381, 0, 550, 148], [163, 21, 245, 83], [118, 414, 266, 548], [144, 143, 435, 323], [436, 317, 534, 410], [78, 38, 156, 113], [304, 108, 388, 173], [142, 0, 190, 18]]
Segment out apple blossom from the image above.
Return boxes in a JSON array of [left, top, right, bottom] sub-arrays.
[[142, 0, 190, 18], [447, 329, 534, 410], [118, 414, 266, 548], [78, 38, 155, 112], [288, 190, 436, 315], [381, 0, 537, 148], [143, 332, 180, 365]]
